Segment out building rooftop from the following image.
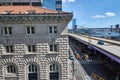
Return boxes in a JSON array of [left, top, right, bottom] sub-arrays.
[[0, 6, 67, 15]]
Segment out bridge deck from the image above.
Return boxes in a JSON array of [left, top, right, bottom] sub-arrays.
[[81, 34, 120, 46], [68, 33, 120, 58]]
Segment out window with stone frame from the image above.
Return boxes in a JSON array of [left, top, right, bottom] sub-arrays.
[[28, 45, 36, 52], [50, 64, 59, 80], [5, 45, 14, 53], [49, 26, 57, 34], [3, 27, 12, 35], [26, 26, 35, 34], [7, 65, 16, 73], [50, 64, 58, 72], [49, 44, 58, 52], [28, 64, 37, 73], [28, 64, 38, 80]]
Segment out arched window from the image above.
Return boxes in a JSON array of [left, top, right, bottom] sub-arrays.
[[28, 64, 38, 80], [50, 64, 59, 80], [29, 64, 37, 73], [7, 65, 16, 73], [5, 64, 18, 80]]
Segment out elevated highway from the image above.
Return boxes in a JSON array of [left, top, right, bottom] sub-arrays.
[[68, 33, 120, 63]]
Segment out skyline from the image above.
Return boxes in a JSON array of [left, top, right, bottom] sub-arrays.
[[62, 0, 120, 29]]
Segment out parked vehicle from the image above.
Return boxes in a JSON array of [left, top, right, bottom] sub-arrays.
[[75, 54, 80, 59], [69, 55, 74, 60]]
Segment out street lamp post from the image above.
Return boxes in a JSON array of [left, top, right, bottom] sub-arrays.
[[88, 31, 92, 46], [88, 30, 92, 54], [72, 59, 74, 80]]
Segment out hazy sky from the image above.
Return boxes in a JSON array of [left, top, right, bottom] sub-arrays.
[[62, 0, 120, 29]]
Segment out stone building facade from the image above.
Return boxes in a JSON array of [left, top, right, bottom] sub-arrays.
[[0, 6, 73, 80]]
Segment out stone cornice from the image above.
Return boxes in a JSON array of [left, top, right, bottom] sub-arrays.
[[0, 13, 73, 23]]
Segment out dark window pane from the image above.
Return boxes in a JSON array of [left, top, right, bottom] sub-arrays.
[[10, 46, 14, 52], [28, 45, 31, 52], [13, 66, 16, 73], [29, 65, 31, 72], [31, 27, 35, 34], [53, 64, 55, 71], [50, 45, 53, 51], [27, 27, 30, 34], [7, 66, 10, 73], [54, 26, 57, 33], [49, 26, 52, 33], [32, 2, 41, 6], [32, 45, 36, 52], [28, 73, 37, 80], [4, 27, 7, 34], [50, 72, 59, 80], [54, 45, 57, 52], [7, 65, 16, 73], [50, 65, 52, 71], [9, 27, 12, 34], [32, 65, 34, 72], [11, 65, 14, 72], [35, 66, 37, 72], [6, 46, 9, 52]]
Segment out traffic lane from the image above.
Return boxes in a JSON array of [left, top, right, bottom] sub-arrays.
[[70, 42, 113, 79], [69, 45, 89, 80], [81, 63, 114, 80], [69, 40, 115, 80], [73, 44, 85, 57], [69, 44, 81, 55]]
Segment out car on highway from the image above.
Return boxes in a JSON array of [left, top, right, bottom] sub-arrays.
[[97, 40, 104, 45]]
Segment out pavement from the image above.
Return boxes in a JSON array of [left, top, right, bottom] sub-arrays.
[[68, 59, 73, 80], [69, 58, 94, 80], [74, 58, 93, 80], [69, 41, 115, 80], [69, 46, 92, 80]]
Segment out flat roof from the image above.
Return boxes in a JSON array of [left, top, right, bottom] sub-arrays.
[[0, 6, 68, 14]]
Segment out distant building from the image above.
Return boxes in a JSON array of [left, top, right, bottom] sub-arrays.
[[90, 28, 111, 33], [86, 27, 120, 40], [72, 18, 77, 32], [43, 0, 62, 11], [0, 0, 62, 11], [0, 6, 72, 80], [0, 0, 42, 6], [115, 24, 120, 33]]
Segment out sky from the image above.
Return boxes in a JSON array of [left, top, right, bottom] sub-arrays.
[[62, 0, 120, 29]]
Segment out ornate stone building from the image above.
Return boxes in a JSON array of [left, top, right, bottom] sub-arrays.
[[0, 6, 72, 80]]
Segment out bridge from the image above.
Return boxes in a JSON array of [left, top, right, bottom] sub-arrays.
[[68, 33, 120, 64]]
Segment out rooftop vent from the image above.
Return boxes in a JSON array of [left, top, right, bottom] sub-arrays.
[[2, 10, 13, 14], [25, 10, 36, 14]]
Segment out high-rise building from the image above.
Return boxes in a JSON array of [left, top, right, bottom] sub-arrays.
[[115, 24, 120, 33], [43, 0, 62, 11], [72, 18, 77, 32], [0, 6, 72, 80], [0, 0, 62, 11]]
